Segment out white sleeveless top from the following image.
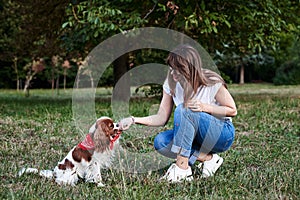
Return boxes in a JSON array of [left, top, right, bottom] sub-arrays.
[[163, 80, 232, 121]]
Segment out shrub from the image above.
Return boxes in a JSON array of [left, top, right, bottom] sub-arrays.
[[135, 84, 162, 98], [273, 40, 300, 85], [273, 60, 300, 85]]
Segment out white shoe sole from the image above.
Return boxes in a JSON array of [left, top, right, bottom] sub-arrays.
[[159, 164, 194, 183], [201, 156, 224, 178]]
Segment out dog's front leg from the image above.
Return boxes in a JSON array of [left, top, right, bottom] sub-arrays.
[[85, 161, 105, 186]]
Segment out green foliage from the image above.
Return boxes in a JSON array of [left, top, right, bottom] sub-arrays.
[[172, 0, 298, 54], [273, 38, 300, 85], [0, 0, 300, 88], [0, 0, 70, 89], [214, 47, 276, 83], [97, 65, 114, 87], [220, 71, 232, 84], [174, 0, 299, 83], [273, 61, 300, 85], [0, 63, 14, 88], [61, 0, 146, 51], [135, 84, 162, 98]]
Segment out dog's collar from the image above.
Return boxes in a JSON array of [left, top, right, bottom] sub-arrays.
[[109, 130, 122, 150], [78, 134, 95, 150], [78, 130, 121, 151]]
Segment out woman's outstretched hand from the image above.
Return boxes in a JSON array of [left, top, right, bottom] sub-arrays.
[[119, 116, 135, 130]]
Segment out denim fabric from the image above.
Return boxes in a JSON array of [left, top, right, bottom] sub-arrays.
[[154, 104, 235, 165]]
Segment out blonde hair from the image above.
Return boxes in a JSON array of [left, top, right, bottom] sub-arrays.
[[166, 44, 226, 105]]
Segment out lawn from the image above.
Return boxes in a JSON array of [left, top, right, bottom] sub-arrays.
[[0, 84, 299, 200]]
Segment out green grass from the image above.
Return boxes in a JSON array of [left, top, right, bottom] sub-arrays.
[[0, 84, 299, 200]]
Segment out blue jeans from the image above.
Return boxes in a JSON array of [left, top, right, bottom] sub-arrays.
[[154, 104, 235, 166]]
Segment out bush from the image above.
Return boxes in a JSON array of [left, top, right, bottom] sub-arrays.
[[135, 84, 162, 98], [273, 39, 300, 85], [273, 60, 300, 85]]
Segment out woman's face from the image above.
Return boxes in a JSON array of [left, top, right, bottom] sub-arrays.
[[169, 67, 181, 82]]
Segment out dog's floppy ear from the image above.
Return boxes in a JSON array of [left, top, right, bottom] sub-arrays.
[[100, 118, 114, 135], [93, 119, 112, 152]]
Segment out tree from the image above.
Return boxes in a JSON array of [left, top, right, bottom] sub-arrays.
[[0, 0, 69, 90], [0, 0, 299, 88], [62, 60, 71, 90], [168, 0, 299, 83], [23, 58, 45, 96], [61, 0, 150, 100], [273, 36, 300, 85], [0, 0, 24, 89], [62, 0, 299, 85], [59, 1, 154, 97]]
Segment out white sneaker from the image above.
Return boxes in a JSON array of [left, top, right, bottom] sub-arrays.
[[160, 163, 193, 183], [201, 154, 223, 178]]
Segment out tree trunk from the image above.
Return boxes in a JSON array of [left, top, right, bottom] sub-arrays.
[[113, 53, 130, 102], [89, 71, 94, 88], [24, 79, 30, 97], [76, 77, 80, 88], [23, 71, 36, 97], [56, 75, 60, 95], [63, 68, 67, 90], [112, 53, 130, 118], [239, 59, 245, 84], [12, 57, 19, 91], [51, 65, 55, 96], [17, 75, 20, 91]]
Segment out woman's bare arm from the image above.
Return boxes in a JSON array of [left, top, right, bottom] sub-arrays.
[[188, 85, 237, 117], [134, 90, 174, 126]]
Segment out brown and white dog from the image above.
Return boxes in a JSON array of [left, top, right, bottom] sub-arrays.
[[18, 117, 122, 186]]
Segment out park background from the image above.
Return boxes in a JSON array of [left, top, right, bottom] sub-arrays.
[[0, 0, 300, 91], [0, 1, 299, 199]]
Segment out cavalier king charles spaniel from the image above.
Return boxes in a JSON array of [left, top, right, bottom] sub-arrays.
[[19, 117, 122, 186]]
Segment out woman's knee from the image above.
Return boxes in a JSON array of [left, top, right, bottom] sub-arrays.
[[154, 131, 176, 159], [209, 125, 235, 153], [154, 130, 173, 150], [153, 134, 164, 150], [174, 104, 192, 121], [212, 136, 234, 153]]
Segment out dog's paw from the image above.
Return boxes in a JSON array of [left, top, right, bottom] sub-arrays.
[[97, 182, 105, 187]]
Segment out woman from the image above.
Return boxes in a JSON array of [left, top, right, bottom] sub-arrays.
[[120, 44, 237, 183]]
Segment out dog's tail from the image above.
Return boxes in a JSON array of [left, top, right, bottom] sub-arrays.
[[18, 167, 54, 179]]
